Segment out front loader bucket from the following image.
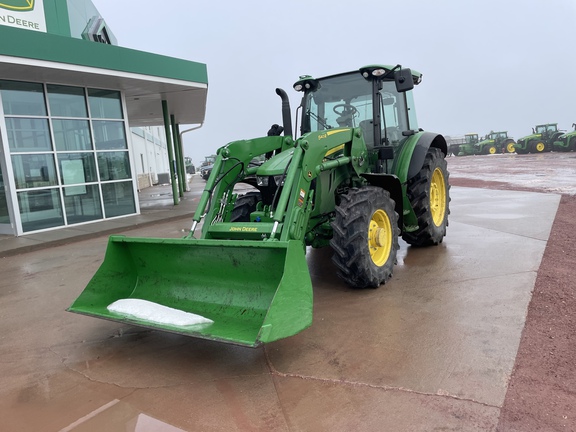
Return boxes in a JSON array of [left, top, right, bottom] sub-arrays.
[[68, 236, 313, 347]]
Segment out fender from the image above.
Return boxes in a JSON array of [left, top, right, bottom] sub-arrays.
[[393, 131, 447, 183]]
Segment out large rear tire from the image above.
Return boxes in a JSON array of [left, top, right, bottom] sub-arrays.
[[402, 147, 450, 246], [331, 186, 399, 289]]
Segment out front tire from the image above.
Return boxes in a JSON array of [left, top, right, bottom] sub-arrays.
[[402, 147, 450, 246], [484, 145, 497, 155], [230, 191, 261, 222], [504, 140, 516, 153], [530, 140, 546, 153], [331, 186, 399, 289]]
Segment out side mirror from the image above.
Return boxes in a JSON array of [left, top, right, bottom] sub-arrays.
[[394, 68, 414, 92]]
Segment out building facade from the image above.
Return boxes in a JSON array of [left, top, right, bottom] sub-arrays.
[[0, 0, 207, 236]]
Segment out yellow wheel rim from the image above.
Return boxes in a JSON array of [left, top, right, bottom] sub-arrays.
[[368, 209, 392, 266], [488, 146, 496, 154], [507, 143, 515, 153], [536, 142, 545, 152], [430, 167, 447, 227]]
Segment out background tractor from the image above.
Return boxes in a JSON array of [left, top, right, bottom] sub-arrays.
[[200, 154, 217, 180], [553, 123, 576, 152], [449, 133, 479, 156], [475, 131, 516, 154], [515, 123, 563, 154], [69, 64, 450, 347]]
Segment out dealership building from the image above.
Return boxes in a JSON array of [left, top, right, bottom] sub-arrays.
[[0, 0, 207, 236]]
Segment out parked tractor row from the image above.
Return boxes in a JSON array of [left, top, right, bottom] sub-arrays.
[[449, 131, 515, 156], [449, 123, 576, 156]]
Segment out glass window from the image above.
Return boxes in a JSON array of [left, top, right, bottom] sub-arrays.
[[88, 89, 123, 119], [5, 118, 52, 152], [52, 119, 92, 151], [102, 181, 135, 217], [405, 90, 418, 131], [11, 154, 58, 189], [18, 189, 64, 232], [93, 120, 127, 149], [0, 80, 47, 116], [64, 184, 103, 224], [305, 73, 373, 132], [58, 153, 98, 185], [47, 85, 88, 118], [97, 151, 131, 180]]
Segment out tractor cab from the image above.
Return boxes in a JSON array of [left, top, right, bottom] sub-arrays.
[[294, 65, 420, 172], [465, 133, 479, 144], [535, 123, 558, 139]]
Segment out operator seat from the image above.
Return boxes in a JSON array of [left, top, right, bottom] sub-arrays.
[[386, 127, 402, 143]]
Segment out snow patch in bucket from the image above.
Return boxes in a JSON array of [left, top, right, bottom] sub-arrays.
[[107, 299, 213, 326]]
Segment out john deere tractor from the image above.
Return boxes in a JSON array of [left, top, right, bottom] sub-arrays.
[[553, 123, 576, 152], [476, 131, 516, 154], [69, 65, 450, 347], [452, 133, 479, 156], [515, 123, 563, 154]]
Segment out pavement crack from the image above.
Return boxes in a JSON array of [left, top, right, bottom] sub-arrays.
[[264, 348, 499, 410]]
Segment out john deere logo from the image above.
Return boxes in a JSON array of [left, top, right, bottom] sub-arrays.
[[0, 0, 35, 11]]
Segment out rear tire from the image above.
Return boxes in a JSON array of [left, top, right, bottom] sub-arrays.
[[230, 191, 261, 222], [402, 147, 450, 246], [331, 186, 399, 289]]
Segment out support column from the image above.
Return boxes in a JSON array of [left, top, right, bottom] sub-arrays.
[[171, 115, 184, 197], [175, 123, 188, 192], [162, 100, 179, 205]]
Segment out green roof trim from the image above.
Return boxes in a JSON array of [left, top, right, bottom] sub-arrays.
[[0, 26, 208, 84]]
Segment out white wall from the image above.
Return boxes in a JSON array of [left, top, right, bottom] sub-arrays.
[[130, 126, 169, 186]]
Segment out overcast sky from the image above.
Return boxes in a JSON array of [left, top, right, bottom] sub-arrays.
[[94, 0, 576, 166]]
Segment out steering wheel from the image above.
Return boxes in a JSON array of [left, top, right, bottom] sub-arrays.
[[333, 103, 358, 116]]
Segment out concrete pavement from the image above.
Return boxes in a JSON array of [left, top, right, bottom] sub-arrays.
[[0, 182, 561, 431]]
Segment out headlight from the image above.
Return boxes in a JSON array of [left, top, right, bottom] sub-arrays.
[[273, 175, 285, 186], [256, 176, 269, 186]]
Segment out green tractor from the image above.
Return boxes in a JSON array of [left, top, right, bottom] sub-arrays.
[[69, 65, 450, 347], [475, 131, 516, 154], [515, 123, 563, 154], [451, 133, 479, 156], [553, 123, 576, 152]]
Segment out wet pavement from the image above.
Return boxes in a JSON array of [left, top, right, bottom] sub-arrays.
[[0, 175, 562, 431], [448, 152, 576, 195]]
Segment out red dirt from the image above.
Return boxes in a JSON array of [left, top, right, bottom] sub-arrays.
[[450, 177, 576, 431]]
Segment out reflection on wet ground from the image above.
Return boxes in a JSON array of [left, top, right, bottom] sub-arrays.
[[60, 399, 186, 432], [448, 152, 576, 195]]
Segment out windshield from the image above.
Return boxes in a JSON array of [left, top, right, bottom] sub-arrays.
[[303, 73, 372, 132], [302, 72, 410, 146]]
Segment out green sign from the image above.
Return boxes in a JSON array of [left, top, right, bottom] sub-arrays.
[[0, 0, 35, 12]]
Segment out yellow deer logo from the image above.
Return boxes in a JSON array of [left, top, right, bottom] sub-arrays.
[[0, 0, 35, 11]]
